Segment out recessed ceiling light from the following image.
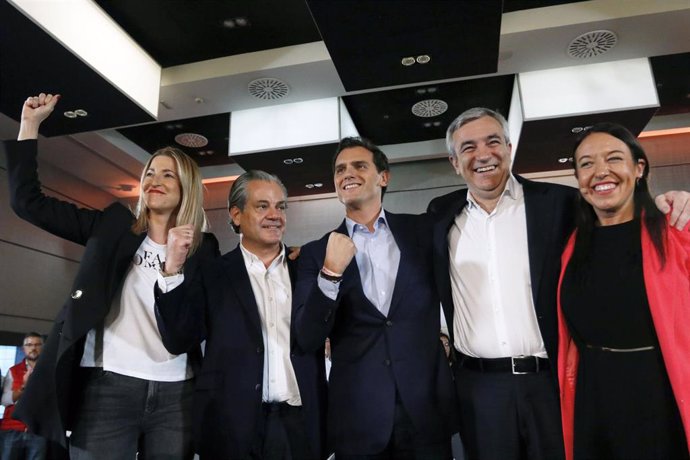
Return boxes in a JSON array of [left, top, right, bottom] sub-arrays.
[[558, 157, 571, 164], [293, 157, 303, 164], [411, 99, 448, 118], [63, 111, 77, 118], [314, 183, 323, 188], [74, 109, 88, 117], [567, 30, 617, 59], [194, 97, 205, 104], [175, 133, 208, 148], [416, 89, 427, 95], [235, 17, 249, 27], [416, 55, 431, 64], [305, 184, 314, 189], [283, 159, 294, 165], [248, 78, 290, 100], [571, 127, 584, 133], [401, 57, 416, 66]]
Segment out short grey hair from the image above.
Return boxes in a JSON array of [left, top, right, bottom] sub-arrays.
[[445, 107, 511, 157], [227, 170, 287, 234]]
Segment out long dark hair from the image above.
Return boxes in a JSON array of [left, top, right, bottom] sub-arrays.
[[571, 122, 666, 269]]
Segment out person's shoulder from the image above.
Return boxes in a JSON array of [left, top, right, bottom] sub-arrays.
[[427, 188, 466, 215]]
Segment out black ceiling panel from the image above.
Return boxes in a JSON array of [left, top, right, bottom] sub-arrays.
[[343, 75, 514, 145], [513, 107, 659, 174], [0, 2, 154, 138], [307, 0, 503, 91], [502, 0, 587, 13], [117, 114, 233, 167], [231, 143, 337, 197], [96, 0, 322, 67], [650, 52, 690, 117]]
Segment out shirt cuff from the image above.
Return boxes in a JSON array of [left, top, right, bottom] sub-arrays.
[[317, 274, 340, 300], [156, 273, 185, 293]]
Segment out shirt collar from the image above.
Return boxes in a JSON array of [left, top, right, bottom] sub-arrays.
[[466, 174, 522, 210], [345, 208, 388, 237], [239, 242, 286, 270]]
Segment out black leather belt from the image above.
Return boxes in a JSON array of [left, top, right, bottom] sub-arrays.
[[459, 354, 549, 374], [262, 402, 301, 413]]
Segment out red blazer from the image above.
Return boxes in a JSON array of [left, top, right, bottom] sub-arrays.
[[557, 217, 690, 460]]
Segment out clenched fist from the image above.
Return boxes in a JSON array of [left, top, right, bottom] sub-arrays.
[[323, 232, 356, 275], [165, 224, 195, 274], [18, 93, 60, 140]]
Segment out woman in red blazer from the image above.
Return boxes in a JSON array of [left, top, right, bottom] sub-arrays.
[[556, 122, 690, 460]]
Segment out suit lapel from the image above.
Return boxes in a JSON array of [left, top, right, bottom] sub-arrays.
[[433, 189, 468, 326], [221, 246, 263, 339], [520, 177, 552, 309], [386, 212, 414, 318]]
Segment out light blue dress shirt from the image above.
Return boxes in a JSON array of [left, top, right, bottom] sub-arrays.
[[318, 209, 401, 317]]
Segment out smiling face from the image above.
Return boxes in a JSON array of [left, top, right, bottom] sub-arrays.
[[449, 116, 512, 207], [142, 155, 182, 216], [333, 146, 389, 211], [230, 180, 287, 254], [574, 132, 645, 225]]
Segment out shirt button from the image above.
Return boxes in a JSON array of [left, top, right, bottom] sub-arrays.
[[384, 359, 391, 366], [385, 320, 393, 327]]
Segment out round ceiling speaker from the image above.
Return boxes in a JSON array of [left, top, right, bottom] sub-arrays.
[[248, 78, 290, 100], [411, 99, 448, 118], [174, 132, 208, 148], [567, 30, 618, 59]]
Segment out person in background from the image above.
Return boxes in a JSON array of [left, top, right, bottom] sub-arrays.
[[1, 333, 47, 460], [557, 122, 690, 460], [2, 93, 219, 459]]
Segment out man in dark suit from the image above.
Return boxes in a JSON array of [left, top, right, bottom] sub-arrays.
[[155, 171, 326, 459], [428, 107, 690, 460], [293, 137, 456, 459]]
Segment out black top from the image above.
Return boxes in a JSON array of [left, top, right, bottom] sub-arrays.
[[561, 219, 657, 349]]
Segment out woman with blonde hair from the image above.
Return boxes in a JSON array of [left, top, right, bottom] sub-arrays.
[[3, 93, 219, 459]]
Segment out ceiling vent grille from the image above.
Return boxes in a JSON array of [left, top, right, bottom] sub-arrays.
[[567, 30, 618, 59], [411, 99, 448, 118], [174, 133, 208, 148], [248, 78, 290, 100]]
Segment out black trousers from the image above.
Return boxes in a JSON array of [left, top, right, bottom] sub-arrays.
[[249, 402, 315, 460], [454, 364, 565, 460], [336, 398, 451, 460]]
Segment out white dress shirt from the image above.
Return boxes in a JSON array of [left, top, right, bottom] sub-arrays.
[[448, 175, 547, 359], [240, 244, 302, 406]]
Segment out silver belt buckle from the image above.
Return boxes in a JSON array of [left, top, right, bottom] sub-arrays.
[[511, 355, 534, 375]]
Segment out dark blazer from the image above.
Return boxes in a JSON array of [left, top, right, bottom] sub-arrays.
[[293, 211, 457, 455], [154, 245, 327, 460], [2, 139, 219, 447], [427, 176, 577, 379]]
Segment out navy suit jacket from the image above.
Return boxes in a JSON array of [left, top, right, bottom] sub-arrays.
[[155, 245, 327, 459], [428, 176, 577, 382], [293, 211, 457, 455]]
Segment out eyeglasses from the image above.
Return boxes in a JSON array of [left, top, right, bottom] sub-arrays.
[[23, 342, 43, 348]]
